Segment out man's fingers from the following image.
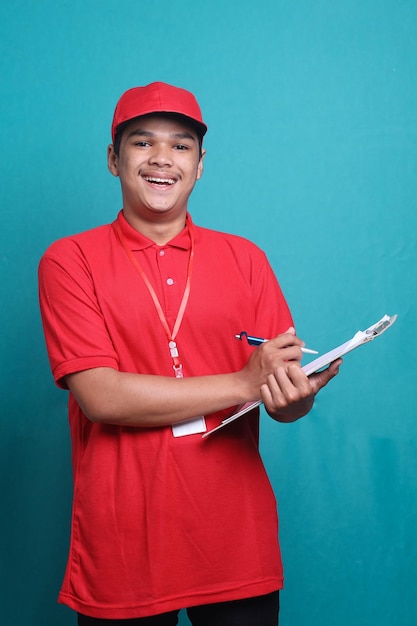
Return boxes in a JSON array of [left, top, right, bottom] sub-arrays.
[[261, 365, 314, 410], [308, 358, 343, 392]]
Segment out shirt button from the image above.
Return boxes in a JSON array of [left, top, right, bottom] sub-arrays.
[[166, 278, 174, 285], [159, 249, 165, 256]]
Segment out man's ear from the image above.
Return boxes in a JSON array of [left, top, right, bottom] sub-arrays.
[[197, 148, 206, 180], [107, 144, 119, 177]]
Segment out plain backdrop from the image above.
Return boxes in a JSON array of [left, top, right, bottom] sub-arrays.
[[0, 1, 416, 624]]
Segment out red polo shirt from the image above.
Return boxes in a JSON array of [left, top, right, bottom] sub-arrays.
[[38, 211, 293, 619]]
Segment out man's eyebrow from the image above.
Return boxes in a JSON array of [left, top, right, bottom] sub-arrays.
[[171, 131, 196, 142], [126, 129, 196, 141]]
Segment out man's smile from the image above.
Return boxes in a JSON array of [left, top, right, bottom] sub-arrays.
[[142, 175, 177, 186]]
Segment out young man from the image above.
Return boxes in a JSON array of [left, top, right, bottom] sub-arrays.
[[38, 82, 341, 626]]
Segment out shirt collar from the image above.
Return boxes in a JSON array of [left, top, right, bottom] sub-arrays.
[[114, 210, 192, 251]]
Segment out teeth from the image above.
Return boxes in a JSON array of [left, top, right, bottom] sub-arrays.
[[144, 176, 175, 185]]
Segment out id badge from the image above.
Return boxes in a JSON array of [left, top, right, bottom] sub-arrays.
[[172, 416, 207, 437]]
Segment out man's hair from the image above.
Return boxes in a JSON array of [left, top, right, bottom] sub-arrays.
[[113, 113, 204, 157]]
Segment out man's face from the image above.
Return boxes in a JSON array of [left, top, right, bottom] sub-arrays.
[[108, 115, 205, 226]]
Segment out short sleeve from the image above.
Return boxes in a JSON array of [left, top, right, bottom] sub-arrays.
[[38, 238, 119, 388]]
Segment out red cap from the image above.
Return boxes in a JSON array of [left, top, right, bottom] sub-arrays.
[[111, 82, 207, 143]]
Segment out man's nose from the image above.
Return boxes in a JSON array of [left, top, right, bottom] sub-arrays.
[[149, 144, 173, 166]]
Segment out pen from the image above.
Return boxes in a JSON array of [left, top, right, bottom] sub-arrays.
[[235, 332, 318, 354]]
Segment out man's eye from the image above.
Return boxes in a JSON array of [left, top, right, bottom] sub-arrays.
[[134, 141, 150, 147], [174, 144, 188, 150]]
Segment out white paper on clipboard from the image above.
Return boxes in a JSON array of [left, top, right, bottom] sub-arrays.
[[202, 313, 397, 438]]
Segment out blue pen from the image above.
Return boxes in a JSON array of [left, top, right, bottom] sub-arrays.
[[235, 331, 318, 354]]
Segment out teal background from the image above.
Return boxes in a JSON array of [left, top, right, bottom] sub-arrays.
[[1, 1, 415, 624]]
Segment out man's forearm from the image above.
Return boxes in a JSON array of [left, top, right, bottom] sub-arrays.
[[66, 367, 254, 427]]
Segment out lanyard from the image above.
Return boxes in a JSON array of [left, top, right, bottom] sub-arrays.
[[113, 216, 194, 378]]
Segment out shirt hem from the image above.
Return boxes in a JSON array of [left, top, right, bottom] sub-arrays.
[[58, 577, 284, 619]]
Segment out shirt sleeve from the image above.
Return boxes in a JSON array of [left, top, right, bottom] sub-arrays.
[[250, 247, 294, 338], [38, 238, 119, 389]]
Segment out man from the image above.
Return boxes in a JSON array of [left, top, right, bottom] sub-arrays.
[[39, 82, 341, 625]]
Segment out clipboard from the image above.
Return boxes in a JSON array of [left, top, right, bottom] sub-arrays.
[[202, 313, 397, 438]]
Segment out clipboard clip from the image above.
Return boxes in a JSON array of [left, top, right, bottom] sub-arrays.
[[365, 314, 397, 337]]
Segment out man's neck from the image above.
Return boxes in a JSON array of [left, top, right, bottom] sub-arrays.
[[122, 209, 187, 245]]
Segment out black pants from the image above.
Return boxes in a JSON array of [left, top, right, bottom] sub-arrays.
[[78, 590, 279, 626]]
